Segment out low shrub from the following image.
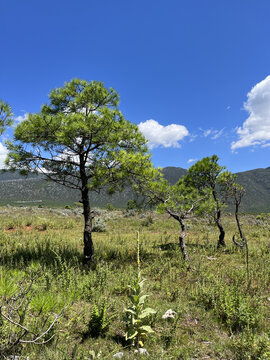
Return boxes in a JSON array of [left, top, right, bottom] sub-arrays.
[[92, 218, 107, 232], [106, 203, 114, 211], [193, 280, 261, 333], [231, 330, 270, 360]]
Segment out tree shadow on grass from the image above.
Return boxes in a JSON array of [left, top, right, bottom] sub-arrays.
[[187, 242, 211, 249], [110, 333, 128, 347], [187, 241, 238, 256], [1, 238, 160, 271], [155, 242, 179, 251], [0, 243, 83, 270], [155, 241, 221, 254], [99, 247, 157, 266], [1, 244, 157, 272]]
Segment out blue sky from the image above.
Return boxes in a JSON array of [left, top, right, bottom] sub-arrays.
[[1, 0, 270, 173]]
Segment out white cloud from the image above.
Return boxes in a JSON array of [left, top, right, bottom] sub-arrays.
[[138, 119, 189, 149], [231, 75, 270, 150], [187, 158, 197, 164], [0, 142, 8, 169], [15, 113, 28, 123]]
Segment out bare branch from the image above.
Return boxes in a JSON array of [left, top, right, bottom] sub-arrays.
[[0, 307, 30, 333], [20, 312, 63, 344]]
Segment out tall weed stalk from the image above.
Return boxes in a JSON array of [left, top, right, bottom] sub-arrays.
[[124, 232, 156, 347]]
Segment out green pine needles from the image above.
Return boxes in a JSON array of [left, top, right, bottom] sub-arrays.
[[0, 99, 13, 135], [124, 232, 156, 347]]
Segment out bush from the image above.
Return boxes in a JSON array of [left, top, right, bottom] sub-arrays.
[[141, 215, 154, 227], [231, 331, 270, 360], [217, 286, 260, 332], [193, 281, 261, 333], [126, 200, 137, 210], [0, 275, 63, 357], [123, 209, 136, 218], [106, 203, 114, 211], [74, 202, 83, 207], [92, 218, 107, 232]]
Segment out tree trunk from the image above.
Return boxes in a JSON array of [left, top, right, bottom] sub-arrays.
[[179, 218, 190, 263], [235, 203, 244, 241], [232, 202, 244, 248], [213, 191, 226, 248], [81, 185, 95, 266], [235, 202, 249, 284], [216, 211, 226, 248], [79, 157, 95, 267]]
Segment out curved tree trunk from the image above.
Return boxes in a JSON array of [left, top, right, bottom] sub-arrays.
[[179, 218, 190, 263], [234, 202, 249, 283], [212, 191, 226, 248], [232, 202, 244, 248], [235, 203, 244, 241], [216, 211, 226, 248]]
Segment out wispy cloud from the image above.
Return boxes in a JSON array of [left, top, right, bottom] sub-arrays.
[[211, 128, 224, 140], [138, 119, 189, 149], [231, 75, 270, 151], [200, 128, 224, 140], [188, 134, 197, 142], [202, 129, 212, 137], [187, 158, 197, 164]]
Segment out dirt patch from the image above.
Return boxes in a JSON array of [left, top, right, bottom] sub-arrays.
[[5, 227, 17, 232], [4, 225, 46, 232]]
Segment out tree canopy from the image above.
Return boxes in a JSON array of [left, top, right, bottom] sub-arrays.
[[185, 155, 232, 247], [6, 79, 155, 265], [144, 174, 211, 262], [6, 80, 151, 188], [0, 100, 13, 136]]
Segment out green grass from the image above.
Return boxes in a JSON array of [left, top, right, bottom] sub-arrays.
[[0, 207, 270, 359]]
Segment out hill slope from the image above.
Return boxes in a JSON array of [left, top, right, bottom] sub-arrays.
[[235, 167, 270, 213], [0, 166, 269, 212], [0, 171, 135, 208], [160, 166, 270, 213]]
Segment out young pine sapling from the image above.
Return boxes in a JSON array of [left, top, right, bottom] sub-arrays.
[[220, 173, 249, 284], [185, 155, 233, 248], [151, 176, 210, 264]]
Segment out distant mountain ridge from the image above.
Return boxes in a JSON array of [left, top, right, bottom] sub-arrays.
[[235, 167, 270, 213], [161, 166, 187, 184], [0, 166, 269, 213], [159, 166, 270, 213]]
